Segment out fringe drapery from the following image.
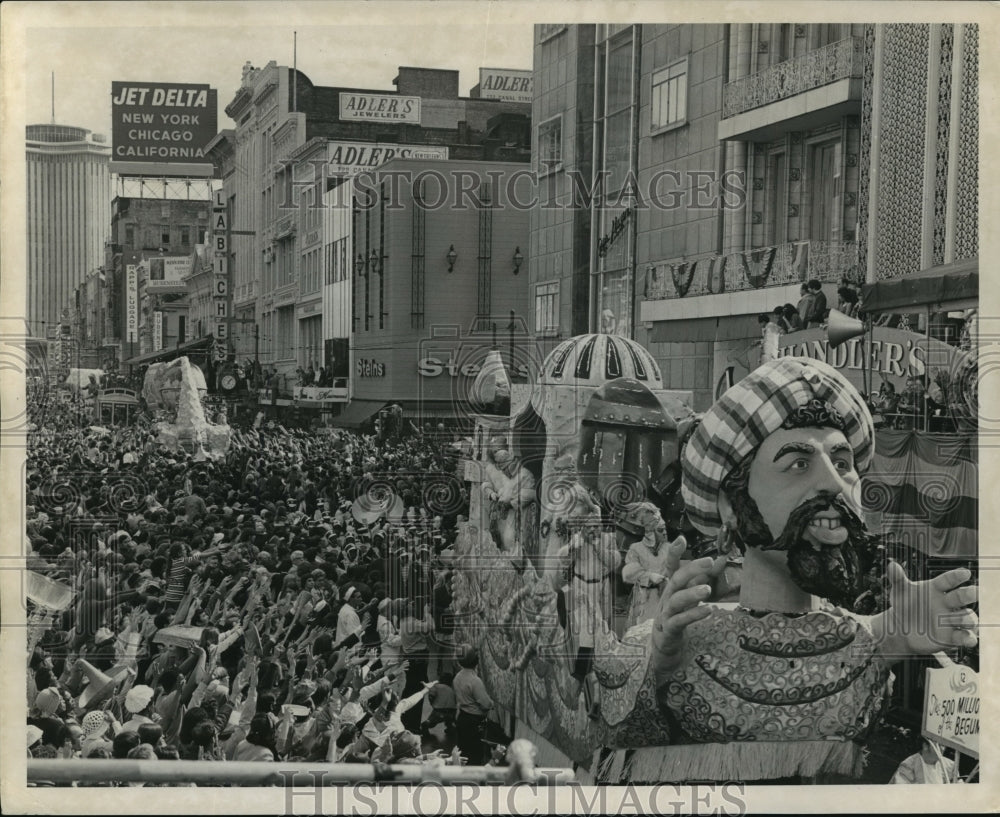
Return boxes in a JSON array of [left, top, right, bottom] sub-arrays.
[[595, 740, 865, 783]]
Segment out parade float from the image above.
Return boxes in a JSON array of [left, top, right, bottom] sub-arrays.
[[450, 333, 703, 783], [142, 356, 231, 459], [449, 332, 978, 784]]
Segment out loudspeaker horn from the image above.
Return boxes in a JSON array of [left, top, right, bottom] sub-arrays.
[[75, 659, 117, 709], [826, 308, 865, 349]]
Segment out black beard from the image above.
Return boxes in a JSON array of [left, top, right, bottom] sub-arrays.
[[737, 491, 869, 610]]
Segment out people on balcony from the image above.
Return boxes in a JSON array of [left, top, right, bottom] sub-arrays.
[[805, 279, 827, 328]]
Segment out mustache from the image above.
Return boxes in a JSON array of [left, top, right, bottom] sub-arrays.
[[766, 491, 869, 610], [762, 492, 866, 553]]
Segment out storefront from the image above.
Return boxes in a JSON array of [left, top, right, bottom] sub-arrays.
[[343, 156, 532, 431], [346, 327, 526, 430]]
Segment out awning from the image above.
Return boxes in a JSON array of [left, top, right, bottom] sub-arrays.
[[396, 401, 466, 420], [649, 318, 717, 343], [716, 314, 765, 342], [329, 399, 385, 428], [648, 314, 762, 343], [860, 257, 978, 314], [125, 336, 213, 366]]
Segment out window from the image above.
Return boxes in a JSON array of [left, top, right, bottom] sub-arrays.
[[180, 226, 191, 245], [816, 23, 845, 48], [537, 23, 566, 43], [808, 139, 841, 241], [125, 224, 135, 248], [604, 35, 634, 193], [774, 23, 793, 63], [198, 227, 207, 244], [535, 282, 560, 336], [537, 115, 563, 174], [160, 225, 170, 245], [597, 270, 630, 338], [765, 151, 788, 246], [651, 58, 688, 131]]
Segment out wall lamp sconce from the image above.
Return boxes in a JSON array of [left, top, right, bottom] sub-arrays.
[[446, 245, 457, 273], [512, 246, 524, 275], [369, 248, 380, 272], [355, 253, 366, 276]]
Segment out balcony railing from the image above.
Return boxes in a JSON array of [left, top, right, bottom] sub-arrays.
[[722, 37, 863, 118], [644, 240, 858, 301]]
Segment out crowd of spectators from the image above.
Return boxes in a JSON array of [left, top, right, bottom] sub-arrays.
[[23, 387, 510, 785]]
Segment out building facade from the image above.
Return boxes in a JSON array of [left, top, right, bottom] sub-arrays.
[[26, 124, 111, 337], [529, 24, 597, 367], [105, 194, 212, 368], [345, 157, 532, 425], [209, 61, 531, 415], [530, 23, 977, 413], [858, 23, 978, 279]]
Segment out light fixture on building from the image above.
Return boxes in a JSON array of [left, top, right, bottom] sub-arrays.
[[355, 253, 366, 276], [512, 247, 523, 275], [446, 245, 457, 273], [369, 248, 380, 272]]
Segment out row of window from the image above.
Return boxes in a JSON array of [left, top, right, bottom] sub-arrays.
[[537, 56, 688, 174], [324, 237, 350, 285], [122, 223, 206, 249]]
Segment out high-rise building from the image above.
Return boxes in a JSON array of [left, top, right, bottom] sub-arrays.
[[25, 124, 111, 337]]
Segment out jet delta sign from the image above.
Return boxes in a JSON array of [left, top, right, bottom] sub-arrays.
[[111, 81, 218, 175]]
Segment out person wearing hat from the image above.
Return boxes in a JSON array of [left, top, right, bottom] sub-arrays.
[[120, 684, 157, 733], [79, 709, 116, 758], [642, 356, 979, 782], [28, 686, 68, 748], [82, 626, 118, 671], [620, 502, 676, 627], [27, 724, 44, 757], [334, 586, 367, 646], [453, 646, 492, 766]]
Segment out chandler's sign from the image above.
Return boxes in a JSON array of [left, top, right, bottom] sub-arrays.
[[478, 68, 532, 103], [340, 92, 421, 123], [111, 81, 218, 167], [778, 327, 969, 389]]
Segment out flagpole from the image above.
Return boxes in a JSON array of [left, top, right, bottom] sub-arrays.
[[293, 31, 297, 110]]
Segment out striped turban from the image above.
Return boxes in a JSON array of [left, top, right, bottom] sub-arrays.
[[681, 357, 874, 535]]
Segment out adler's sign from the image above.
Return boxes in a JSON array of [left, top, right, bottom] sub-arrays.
[[478, 68, 533, 103], [339, 92, 421, 123]]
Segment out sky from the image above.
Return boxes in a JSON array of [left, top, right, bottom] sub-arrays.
[[22, 8, 535, 138]]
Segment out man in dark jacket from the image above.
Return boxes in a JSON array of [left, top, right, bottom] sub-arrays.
[[806, 279, 827, 328]]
